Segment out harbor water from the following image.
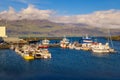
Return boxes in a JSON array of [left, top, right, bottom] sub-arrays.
[[0, 37, 120, 80]]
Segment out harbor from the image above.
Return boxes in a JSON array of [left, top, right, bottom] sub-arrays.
[[0, 25, 119, 79], [0, 26, 117, 54], [0, 35, 117, 62], [0, 37, 120, 80]]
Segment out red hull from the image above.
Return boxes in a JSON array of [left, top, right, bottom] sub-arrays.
[[38, 45, 48, 48]]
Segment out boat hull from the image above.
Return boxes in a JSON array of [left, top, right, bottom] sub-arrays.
[[23, 56, 34, 60]]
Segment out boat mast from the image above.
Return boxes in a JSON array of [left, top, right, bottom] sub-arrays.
[[108, 28, 114, 48]]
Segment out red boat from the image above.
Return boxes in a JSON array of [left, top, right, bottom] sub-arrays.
[[38, 39, 50, 49]]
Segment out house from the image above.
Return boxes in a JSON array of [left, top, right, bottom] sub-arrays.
[[0, 26, 7, 37]]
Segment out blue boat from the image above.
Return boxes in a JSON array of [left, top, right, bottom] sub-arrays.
[[82, 34, 93, 43]]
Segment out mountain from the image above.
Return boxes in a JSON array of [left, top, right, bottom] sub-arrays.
[[0, 19, 120, 37]]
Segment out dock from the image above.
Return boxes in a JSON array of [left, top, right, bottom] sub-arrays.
[[0, 43, 10, 49]]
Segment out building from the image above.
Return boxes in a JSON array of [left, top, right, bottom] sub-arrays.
[[0, 26, 7, 37]]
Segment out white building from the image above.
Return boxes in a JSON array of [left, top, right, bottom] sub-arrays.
[[0, 26, 7, 37]]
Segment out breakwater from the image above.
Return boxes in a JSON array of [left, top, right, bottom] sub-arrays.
[[0, 37, 62, 49]]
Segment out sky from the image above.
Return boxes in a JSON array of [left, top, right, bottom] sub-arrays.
[[0, 0, 120, 15], [0, 0, 120, 28]]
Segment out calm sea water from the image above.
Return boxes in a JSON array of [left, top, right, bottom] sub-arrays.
[[0, 37, 120, 80]]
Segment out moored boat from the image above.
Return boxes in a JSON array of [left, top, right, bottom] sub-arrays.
[[82, 34, 93, 43], [42, 38, 50, 45], [68, 43, 75, 49], [14, 44, 51, 60], [38, 38, 50, 48], [23, 53, 34, 60], [34, 49, 51, 59], [38, 44, 48, 48], [60, 36, 69, 48], [92, 43, 115, 53]]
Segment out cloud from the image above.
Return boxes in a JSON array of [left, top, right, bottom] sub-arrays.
[[51, 9, 120, 28], [0, 4, 54, 20], [0, 7, 18, 20], [0, 5, 120, 28], [19, 4, 54, 20]]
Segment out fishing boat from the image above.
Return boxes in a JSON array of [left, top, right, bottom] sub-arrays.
[[15, 47, 34, 60], [92, 43, 107, 53], [92, 29, 116, 53], [60, 36, 69, 48], [38, 44, 48, 48], [42, 38, 50, 45], [14, 44, 51, 60], [80, 34, 93, 51], [82, 34, 93, 43], [34, 50, 42, 59], [33, 48, 51, 59], [41, 49, 51, 59], [68, 43, 75, 49], [92, 43, 115, 53], [23, 53, 34, 60], [38, 38, 50, 48]]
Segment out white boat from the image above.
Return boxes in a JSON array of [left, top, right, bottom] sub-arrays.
[[68, 43, 75, 49], [38, 38, 50, 48], [41, 49, 51, 58], [92, 29, 116, 53], [92, 43, 114, 53], [60, 36, 69, 48], [34, 49, 51, 59], [42, 38, 50, 45], [33, 50, 42, 59]]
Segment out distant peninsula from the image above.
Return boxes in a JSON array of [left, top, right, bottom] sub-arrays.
[[111, 35, 120, 41]]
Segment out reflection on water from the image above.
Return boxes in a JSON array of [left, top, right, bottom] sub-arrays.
[[0, 37, 120, 80], [92, 52, 110, 57]]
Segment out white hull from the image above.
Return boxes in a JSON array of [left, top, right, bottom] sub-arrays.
[[92, 48, 110, 53], [42, 39, 50, 45], [74, 47, 81, 50], [60, 43, 67, 48]]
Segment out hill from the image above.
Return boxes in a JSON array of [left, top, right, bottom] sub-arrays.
[[0, 19, 120, 37]]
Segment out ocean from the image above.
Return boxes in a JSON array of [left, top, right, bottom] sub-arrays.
[[0, 37, 120, 80]]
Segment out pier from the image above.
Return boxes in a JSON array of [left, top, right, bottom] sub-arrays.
[[0, 43, 10, 49]]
